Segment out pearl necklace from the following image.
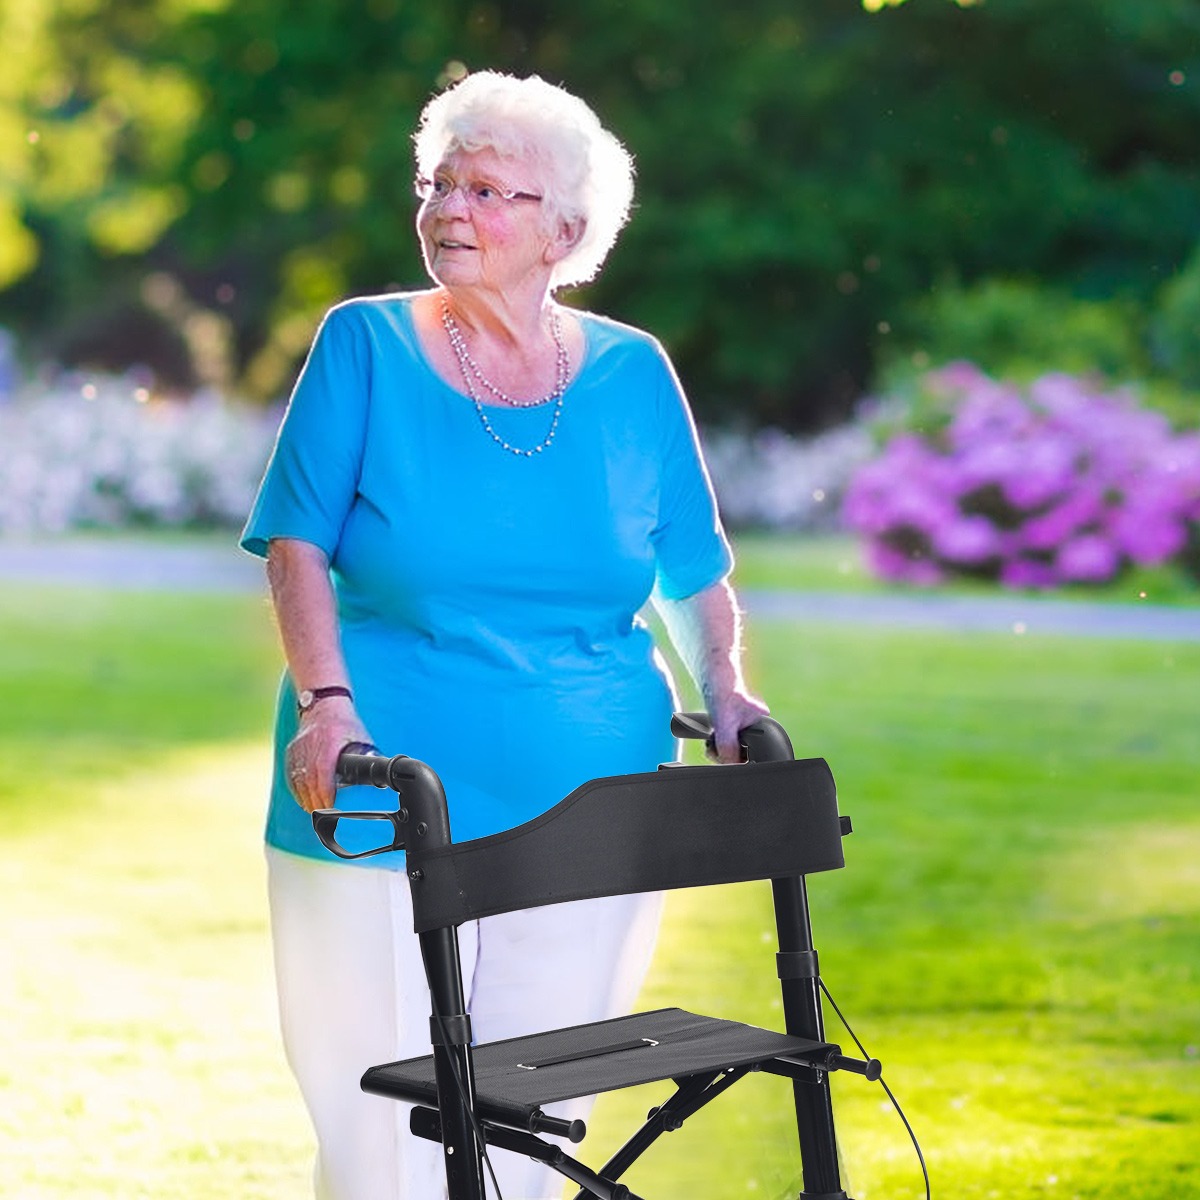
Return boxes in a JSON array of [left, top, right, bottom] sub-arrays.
[[441, 299, 569, 457]]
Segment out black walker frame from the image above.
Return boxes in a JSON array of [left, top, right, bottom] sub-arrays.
[[312, 715, 876, 1200]]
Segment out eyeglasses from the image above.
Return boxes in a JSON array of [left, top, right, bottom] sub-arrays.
[[414, 174, 544, 212]]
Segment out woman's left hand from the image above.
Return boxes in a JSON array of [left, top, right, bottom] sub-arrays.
[[707, 688, 771, 763], [652, 578, 772, 764]]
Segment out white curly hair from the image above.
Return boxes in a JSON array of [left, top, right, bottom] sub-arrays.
[[414, 71, 635, 290]]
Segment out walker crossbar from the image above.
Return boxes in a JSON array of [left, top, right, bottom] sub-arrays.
[[315, 716, 866, 1199], [409, 1106, 645, 1200]]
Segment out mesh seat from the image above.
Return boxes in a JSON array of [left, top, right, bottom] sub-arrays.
[[363, 1007, 836, 1122]]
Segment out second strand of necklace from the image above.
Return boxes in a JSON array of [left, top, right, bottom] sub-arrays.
[[442, 300, 570, 457]]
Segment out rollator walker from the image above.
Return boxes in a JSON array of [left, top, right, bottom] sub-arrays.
[[313, 714, 881, 1200]]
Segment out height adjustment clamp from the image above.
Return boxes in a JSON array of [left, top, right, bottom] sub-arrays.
[[776, 950, 820, 980]]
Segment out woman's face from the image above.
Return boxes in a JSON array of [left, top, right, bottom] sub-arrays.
[[417, 146, 556, 296]]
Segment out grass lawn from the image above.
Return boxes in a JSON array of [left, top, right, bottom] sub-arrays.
[[1, 582, 1196, 1198], [0, 586, 309, 1199], [729, 532, 1200, 607]]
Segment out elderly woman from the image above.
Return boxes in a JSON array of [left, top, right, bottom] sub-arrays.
[[242, 71, 766, 1200]]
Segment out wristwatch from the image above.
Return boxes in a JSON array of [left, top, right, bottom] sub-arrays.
[[296, 685, 353, 716]]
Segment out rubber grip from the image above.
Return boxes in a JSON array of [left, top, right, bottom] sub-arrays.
[[336, 747, 389, 788], [669, 712, 794, 764]]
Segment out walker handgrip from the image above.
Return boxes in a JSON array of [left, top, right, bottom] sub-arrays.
[[670, 712, 715, 742], [336, 747, 411, 791], [670, 712, 794, 764], [311, 808, 407, 859]]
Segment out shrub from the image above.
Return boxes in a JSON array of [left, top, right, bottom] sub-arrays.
[[881, 277, 1151, 387], [844, 363, 1200, 588], [1152, 241, 1200, 392], [0, 375, 278, 532]]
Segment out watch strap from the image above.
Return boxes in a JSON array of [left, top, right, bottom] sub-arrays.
[[297, 685, 354, 715]]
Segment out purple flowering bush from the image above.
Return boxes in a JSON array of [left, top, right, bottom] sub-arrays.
[[844, 363, 1200, 588]]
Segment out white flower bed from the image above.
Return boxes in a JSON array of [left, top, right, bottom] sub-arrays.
[[703, 423, 874, 531], [0, 372, 873, 535], [0, 376, 279, 533]]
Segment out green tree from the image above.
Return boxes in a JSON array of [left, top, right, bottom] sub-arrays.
[[3, 0, 1198, 426]]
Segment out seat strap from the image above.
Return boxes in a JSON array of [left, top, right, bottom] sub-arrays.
[[516, 1036, 659, 1071]]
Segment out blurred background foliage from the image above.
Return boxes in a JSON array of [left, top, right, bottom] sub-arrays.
[[1, 0, 1199, 429]]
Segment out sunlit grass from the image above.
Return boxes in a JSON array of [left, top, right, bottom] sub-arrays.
[[1, 584, 1197, 1198], [0, 587, 303, 1199], [0, 743, 311, 1200]]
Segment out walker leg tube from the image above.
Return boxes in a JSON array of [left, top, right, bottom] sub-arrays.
[[772, 876, 847, 1200], [419, 926, 487, 1200]]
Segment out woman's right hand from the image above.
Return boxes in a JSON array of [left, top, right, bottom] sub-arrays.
[[285, 695, 371, 813]]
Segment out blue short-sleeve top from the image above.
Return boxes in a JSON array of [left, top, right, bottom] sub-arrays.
[[241, 293, 732, 865]]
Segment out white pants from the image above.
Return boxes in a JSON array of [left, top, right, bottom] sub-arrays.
[[266, 847, 663, 1200]]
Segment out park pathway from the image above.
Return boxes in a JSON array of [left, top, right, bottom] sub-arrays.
[[2, 535, 1199, 642], [745, 589, 1200, 642]]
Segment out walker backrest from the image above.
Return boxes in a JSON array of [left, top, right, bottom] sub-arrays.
[[405, 757, 843, 934]]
